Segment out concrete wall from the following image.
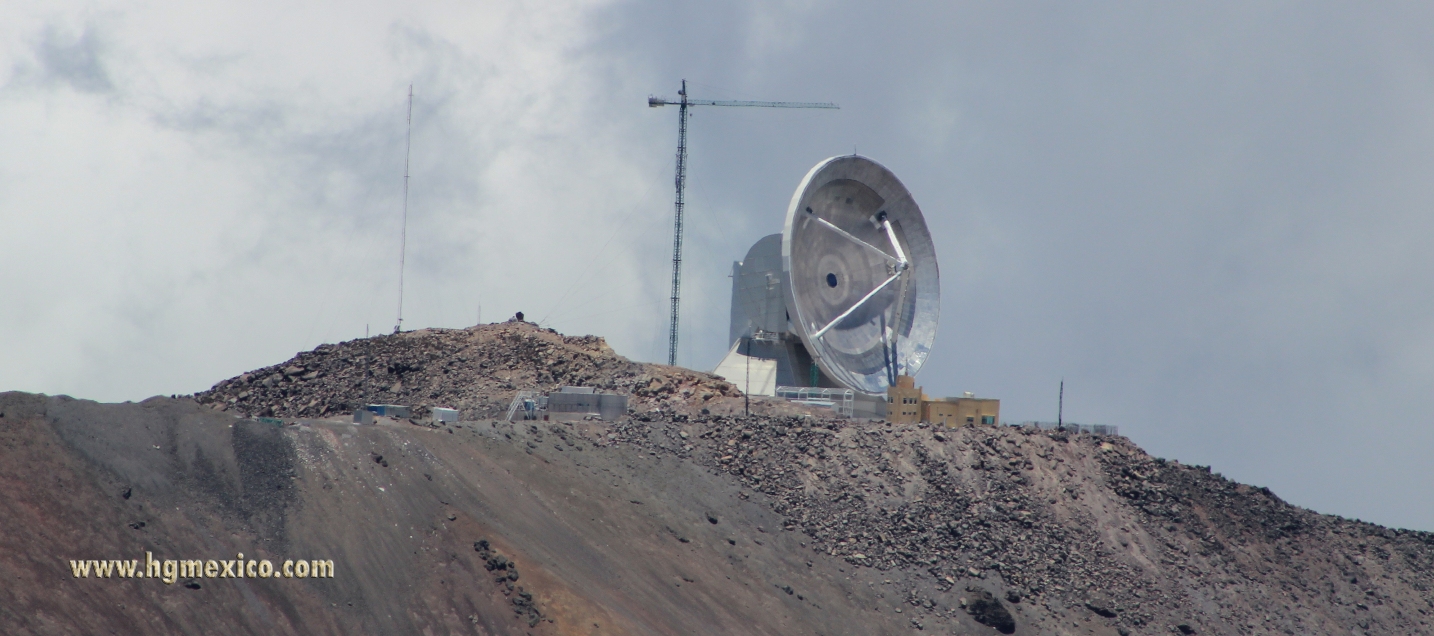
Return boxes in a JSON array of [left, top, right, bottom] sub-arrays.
[[365, 404, 411, 418], [924, 398, 1000, 429], [546, 392, 627, 421]]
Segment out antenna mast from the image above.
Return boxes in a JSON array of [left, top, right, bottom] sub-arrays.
[[649, 80, 837, 366], [668, 80, 689, 366], [1058, 379, 1064, 429], [395, 84, 413, 334]]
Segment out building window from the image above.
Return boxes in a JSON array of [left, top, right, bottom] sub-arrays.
[[981, 415, 994, 425]]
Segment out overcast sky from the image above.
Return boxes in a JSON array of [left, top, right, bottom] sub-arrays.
[[4, 2, 1433, 531]]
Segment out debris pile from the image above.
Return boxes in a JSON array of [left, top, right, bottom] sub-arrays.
[[195, 321, 740, 419], [597, 412, 1434, 635], [193, 322, 1434, 634]]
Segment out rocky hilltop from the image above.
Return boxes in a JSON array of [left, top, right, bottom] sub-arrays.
[[3, 322, 1432, 635], [194, 321, 743, 419]]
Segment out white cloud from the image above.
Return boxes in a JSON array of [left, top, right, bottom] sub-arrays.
[[0, 0, 677, 399], [5, 1, 1434, 531]]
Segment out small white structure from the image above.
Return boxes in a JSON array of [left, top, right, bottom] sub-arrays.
[[432, 407, 460, 424]]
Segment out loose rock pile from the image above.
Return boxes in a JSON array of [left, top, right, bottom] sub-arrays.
[[195, 321, 740, 419], [203, 323, 1434, 634], [597, 411, 1434, 634]]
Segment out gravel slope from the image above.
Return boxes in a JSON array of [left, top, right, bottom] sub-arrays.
[[6, 323, 1433, 635]]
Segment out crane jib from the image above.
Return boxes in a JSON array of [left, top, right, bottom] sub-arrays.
[[649, 80, 838, 366], [650, 98, 838, 109]]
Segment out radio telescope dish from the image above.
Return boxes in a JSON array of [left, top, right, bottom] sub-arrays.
[[781, 155, 939, 394]]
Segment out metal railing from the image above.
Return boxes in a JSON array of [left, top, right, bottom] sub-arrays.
[[505, 391, 547, 422], [775, 386, 855, 417], [1011, 421, 1119, 436]]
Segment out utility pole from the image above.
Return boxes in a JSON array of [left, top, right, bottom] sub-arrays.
[[395, 84, 413, 334], [1058, 379, 1064, 430], [648, 80, 836, 366], [744, 336, 752, 417]]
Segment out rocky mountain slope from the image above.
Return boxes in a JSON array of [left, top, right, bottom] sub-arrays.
[[4, 322, 1433, 635], [604, 412, 1434, 634]]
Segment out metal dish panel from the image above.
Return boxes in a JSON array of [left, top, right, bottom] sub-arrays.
[[781, 155, 940, 394]]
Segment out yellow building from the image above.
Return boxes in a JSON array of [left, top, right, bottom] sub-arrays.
[[924, 394, 1000, 428], [887, 375, 924, 423], [885, 376, 999, 428]]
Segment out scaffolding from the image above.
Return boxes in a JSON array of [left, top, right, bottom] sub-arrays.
[[505, 391, 547, 422], [775, 386, 855, 418]]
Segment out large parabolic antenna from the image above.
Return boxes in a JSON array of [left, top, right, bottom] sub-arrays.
[[715, 155, 939, 398]]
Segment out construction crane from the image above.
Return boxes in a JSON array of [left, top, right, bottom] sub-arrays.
[[648, 79, 837, 366]]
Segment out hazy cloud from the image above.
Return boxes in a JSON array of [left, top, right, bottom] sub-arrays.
[[25, 22, 114, 93], [3, 1, 1433, 531]]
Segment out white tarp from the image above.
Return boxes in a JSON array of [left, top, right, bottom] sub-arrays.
[[712, 341, 777, 397]]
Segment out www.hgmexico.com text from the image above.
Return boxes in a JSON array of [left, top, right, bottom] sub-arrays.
[[69, 552, 334, 584]]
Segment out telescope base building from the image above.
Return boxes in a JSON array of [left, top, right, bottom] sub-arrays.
[[886, 375, 999, 428]]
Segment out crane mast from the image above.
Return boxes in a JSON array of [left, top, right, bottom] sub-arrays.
[[648, 80, 837, 366]]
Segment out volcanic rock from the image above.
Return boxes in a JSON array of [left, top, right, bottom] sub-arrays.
[[194, 322, 745, 420], [6, 324, 1434, 635], [964, 587, 1016, 634]]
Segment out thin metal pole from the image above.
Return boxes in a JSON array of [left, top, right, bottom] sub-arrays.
[[667, 80, 688, 366], [1058, 379, 1064, 430], [396, 84, 413, 334], [744, 337, 751, 417]]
